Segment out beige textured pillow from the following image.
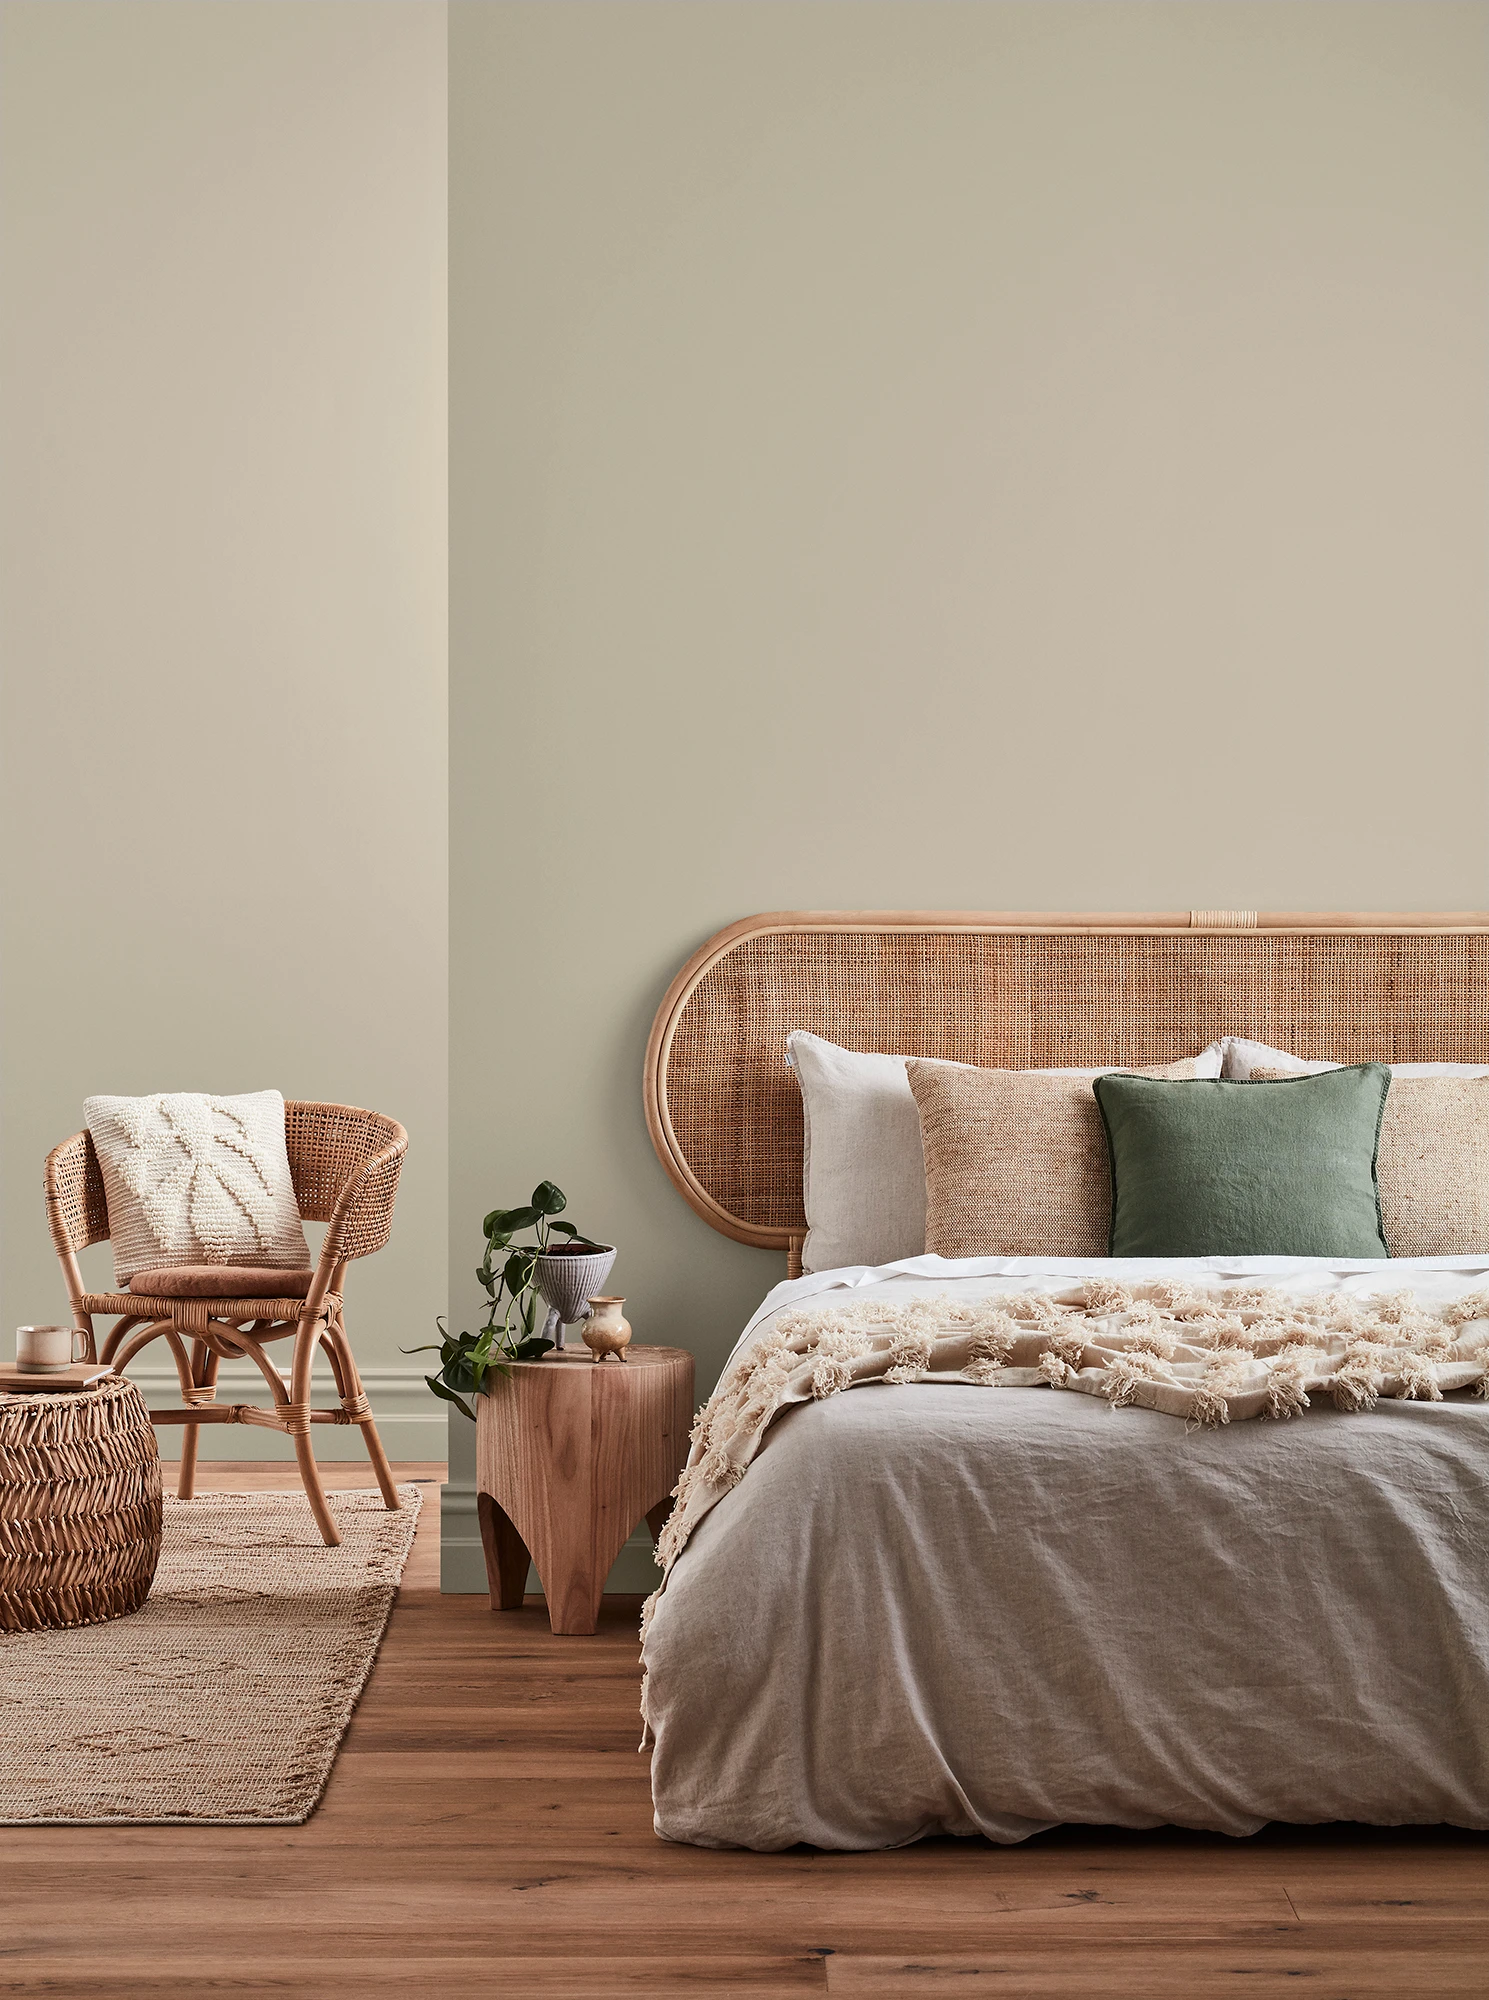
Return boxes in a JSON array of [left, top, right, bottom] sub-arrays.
[[906, 1058, 1201, 1258], [84, 1089, 311, 1287], [1252, 1069, 1489, 1257]]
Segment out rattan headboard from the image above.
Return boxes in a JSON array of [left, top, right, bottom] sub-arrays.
[[643, 909, 1489, 1264]]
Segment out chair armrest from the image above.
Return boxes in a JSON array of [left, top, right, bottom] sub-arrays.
[[321, 1124, 408, 1265]]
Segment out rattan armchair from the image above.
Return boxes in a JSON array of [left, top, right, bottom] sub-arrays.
[[43, 1102, 407, 1547]]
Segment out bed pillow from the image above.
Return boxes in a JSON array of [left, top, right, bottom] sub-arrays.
[[1251, 1067, 1489, 1257], [904, 1055, 1212, 1260], [1092, 1068, 1390, 1259], [786, 1034, 948, 1272], [789, 1032, 1224, 1272], [1222, 1036, 1489, 1081], [84, 1089, 311, 1287]]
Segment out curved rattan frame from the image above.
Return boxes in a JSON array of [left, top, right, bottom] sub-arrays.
[[43, 1101, 407, 1548], [644, 909, 1489, 1273]]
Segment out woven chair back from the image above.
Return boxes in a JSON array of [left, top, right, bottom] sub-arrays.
[[46, 1102, 406, 1263]]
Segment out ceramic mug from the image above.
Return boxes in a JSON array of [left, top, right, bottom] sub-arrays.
[[15, 1325, 89, 1372]]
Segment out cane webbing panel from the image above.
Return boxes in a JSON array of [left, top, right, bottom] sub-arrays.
[[647, 917, 1489, 1249]]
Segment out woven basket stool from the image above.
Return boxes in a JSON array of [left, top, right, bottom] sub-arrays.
[[0, 1375, 162, 1633]]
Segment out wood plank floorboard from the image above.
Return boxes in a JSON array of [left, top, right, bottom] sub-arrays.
[[2, 1463, 1485, 1999]]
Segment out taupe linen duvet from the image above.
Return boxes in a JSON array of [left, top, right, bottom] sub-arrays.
[[642, 1255, 1489, 1851]]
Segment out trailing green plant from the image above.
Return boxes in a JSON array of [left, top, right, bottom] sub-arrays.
[[406, 1181, 603, 1419]]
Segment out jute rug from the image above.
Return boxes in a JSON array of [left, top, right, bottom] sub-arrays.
[[0, 1483, 421, 1826]]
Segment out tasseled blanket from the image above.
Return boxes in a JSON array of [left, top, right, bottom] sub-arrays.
[[640, 1280, 1489, 1643]]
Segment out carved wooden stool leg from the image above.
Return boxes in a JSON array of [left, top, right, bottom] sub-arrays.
[[477, 1491, 532, 1611]]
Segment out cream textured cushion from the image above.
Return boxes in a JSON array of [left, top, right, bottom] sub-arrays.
[[1222, 1036, 1489, 1081], [906, 1057, 1205, 1259], [1250, 1068, 1489, 1257], [84, 1090, 311, 1287]]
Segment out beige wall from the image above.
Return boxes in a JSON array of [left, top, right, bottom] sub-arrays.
[[0, 1, 448, 1460], [0, 1, 1480, 1578], [448, 0, 1488, 1584]]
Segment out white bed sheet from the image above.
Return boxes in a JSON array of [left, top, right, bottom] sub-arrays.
[[644, 1255, 1489, 1851]]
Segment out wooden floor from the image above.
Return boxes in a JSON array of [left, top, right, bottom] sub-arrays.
[[4, 1463, 1487, 1998]]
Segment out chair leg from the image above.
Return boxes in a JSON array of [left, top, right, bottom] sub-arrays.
[[359, 1415, 401, 1512], [177, 1422, 200, 1501], [293, 1428, 341, 1548], [176, 1339, 218, 1501], [327, 1311, 400, 1511], [290, 1313, 340, 1548]]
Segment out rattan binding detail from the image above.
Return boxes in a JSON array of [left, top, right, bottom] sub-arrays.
[[643, 910, 1489, 1254]]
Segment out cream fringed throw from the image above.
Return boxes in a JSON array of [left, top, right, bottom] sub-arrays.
[[641, 1280, 1489, 1638]]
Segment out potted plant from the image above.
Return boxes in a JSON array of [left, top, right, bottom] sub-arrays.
[[408, 1181, 613, 1418]]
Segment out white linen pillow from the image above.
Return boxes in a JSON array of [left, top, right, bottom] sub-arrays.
[[1221, 1036, 1489, 1081], [786, 1031, 1224, 1274], [84, 1089, 311, 1287]]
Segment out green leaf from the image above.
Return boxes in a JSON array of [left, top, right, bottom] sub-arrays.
[[485, 1206, 538, 1236], [511, 1335, 555, 1360], [531, 1181, 567, 1216], [404, 1313, 461, 1359], [503, 1248, 537, 1292], [425, 1374, 475, 1421], [546, 1220, 578, 1238]]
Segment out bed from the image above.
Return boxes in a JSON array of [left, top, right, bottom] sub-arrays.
[[639, 910, 1489, 1850]]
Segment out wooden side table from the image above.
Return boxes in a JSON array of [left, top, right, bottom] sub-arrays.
[[475, 1345, 694, 1636]]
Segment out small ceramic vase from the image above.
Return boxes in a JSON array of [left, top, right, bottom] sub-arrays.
[[582, 1297, 631, 1363]]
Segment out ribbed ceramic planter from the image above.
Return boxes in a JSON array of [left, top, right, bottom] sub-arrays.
[[534, 1245, 617, 1350]]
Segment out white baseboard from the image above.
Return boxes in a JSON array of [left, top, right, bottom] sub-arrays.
[[127, 1361, 446, 1463], [438, 1478, 662, 1596]]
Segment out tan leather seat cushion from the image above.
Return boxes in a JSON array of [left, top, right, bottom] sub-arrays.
[[127, 1265, 316, 1299]]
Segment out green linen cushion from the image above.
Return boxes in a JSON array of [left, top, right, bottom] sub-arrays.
[[1091, 1066, 1391, 1259]]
